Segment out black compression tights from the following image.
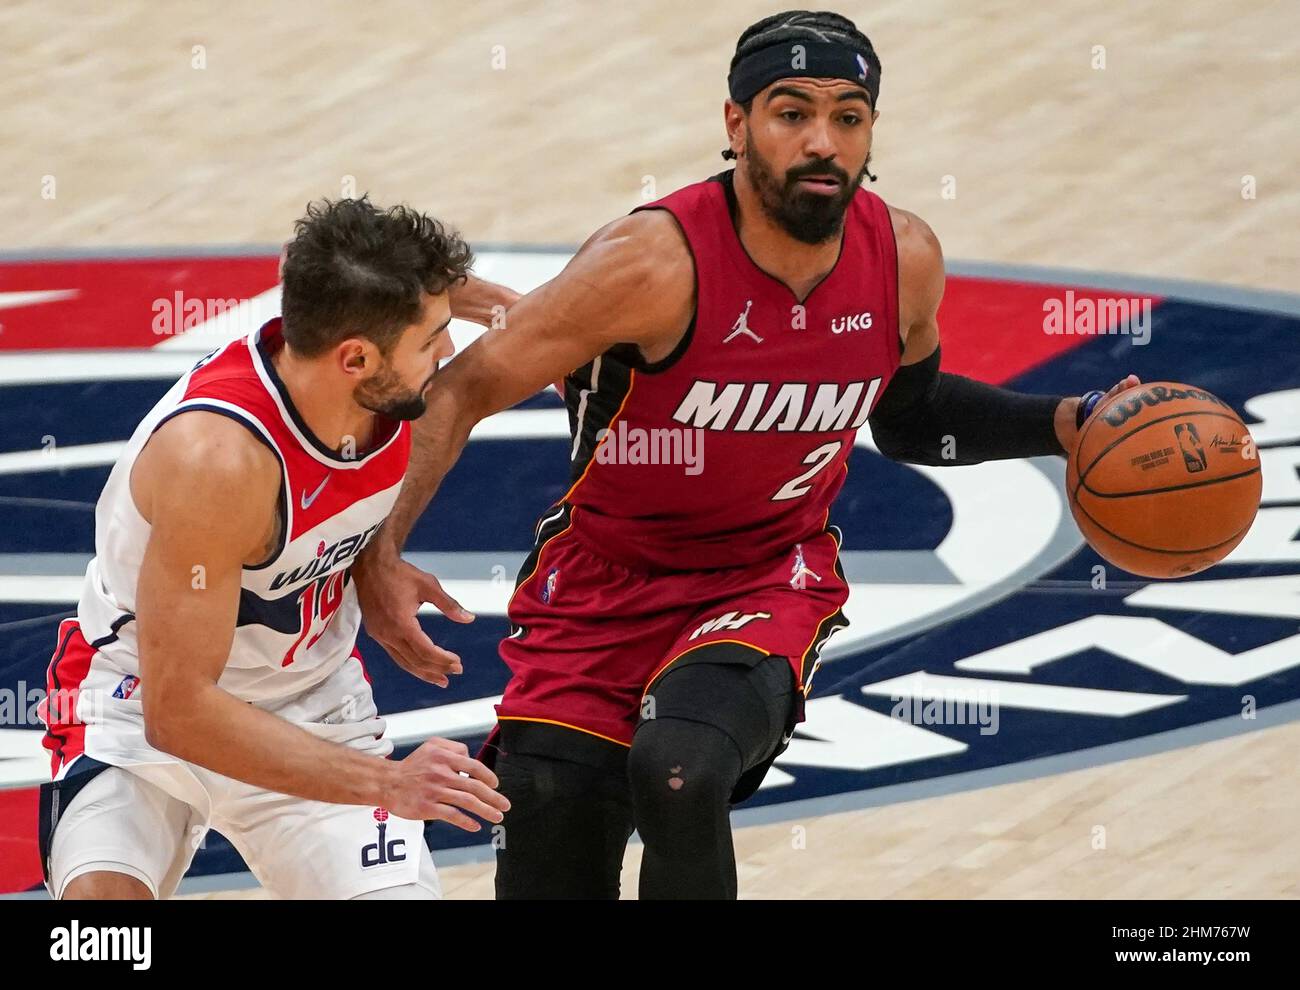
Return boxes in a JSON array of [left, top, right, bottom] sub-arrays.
[[628, 714, 745, 898], [492, 656, 794, 900]]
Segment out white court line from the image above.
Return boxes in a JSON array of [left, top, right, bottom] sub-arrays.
[[862, 672, 1184, 717], [0, 289, 79, 311], [0, 442, 125, 475], [0, 576, 83, 603], [0, 408, 567, 479], [0, 351, 196, 386]]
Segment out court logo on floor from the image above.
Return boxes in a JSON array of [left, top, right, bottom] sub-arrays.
[[1, 247, 1297, 889]]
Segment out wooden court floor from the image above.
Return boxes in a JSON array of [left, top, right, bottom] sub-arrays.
[[4, 0, 1297, 897]]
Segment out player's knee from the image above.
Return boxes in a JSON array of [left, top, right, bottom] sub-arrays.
[[493, 751, 633, 899], [629, 717, 741, 844], [61, 869, 155, 900]]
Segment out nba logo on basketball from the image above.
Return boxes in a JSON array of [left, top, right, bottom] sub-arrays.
[[1174, 422, 1207, 473]]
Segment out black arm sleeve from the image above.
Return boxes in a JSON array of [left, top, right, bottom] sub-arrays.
[[867, 345, 1065, 466]]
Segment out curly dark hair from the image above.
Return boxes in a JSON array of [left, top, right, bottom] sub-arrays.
[[280, 196, 473, 356]]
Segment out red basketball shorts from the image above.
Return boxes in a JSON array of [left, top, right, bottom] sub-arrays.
[[494, 503, 850, 753]]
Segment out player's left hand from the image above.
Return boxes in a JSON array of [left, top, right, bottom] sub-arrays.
[[353, 538, 473, 687], [1103, 374, 1142, 395], [1055, 373, 1141, 452]]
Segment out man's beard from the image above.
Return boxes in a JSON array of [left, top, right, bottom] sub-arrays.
[[355, 361, 434, 421], [745, 129, 869, 245]]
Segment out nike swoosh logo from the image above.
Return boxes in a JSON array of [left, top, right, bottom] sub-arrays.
[[781, 731, 794, 746], [300, 474, 330, 509]]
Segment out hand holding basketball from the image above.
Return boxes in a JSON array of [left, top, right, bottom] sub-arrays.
[[1066, 381, 1263, 578], [1055, 374, 1141, 451], [1097, 373, 1143, 406]]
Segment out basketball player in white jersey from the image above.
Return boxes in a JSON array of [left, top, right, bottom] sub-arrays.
[[37, 197, 512, 900]]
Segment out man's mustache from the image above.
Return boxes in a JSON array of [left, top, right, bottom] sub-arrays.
[[785, 159, 851, 186]]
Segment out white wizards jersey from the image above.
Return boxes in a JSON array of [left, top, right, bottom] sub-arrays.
[[41, 318, 411, 777]]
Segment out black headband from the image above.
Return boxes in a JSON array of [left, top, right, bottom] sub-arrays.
[[728, 40, 880, 108]]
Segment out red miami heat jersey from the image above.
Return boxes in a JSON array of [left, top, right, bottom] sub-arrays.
[[560, 170, 901, 571]]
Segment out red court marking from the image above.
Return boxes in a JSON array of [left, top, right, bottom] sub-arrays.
[[0, 257, 278, 351], [0, 788, 42, 893], [0, 256, 1160, 379], [938, 276, 1164, 384]]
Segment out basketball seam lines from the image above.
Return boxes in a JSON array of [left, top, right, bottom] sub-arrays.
[[1081, 464, 1261, 499], [1077, 409, 1248, 485], [1070, 497, 1257, 557]]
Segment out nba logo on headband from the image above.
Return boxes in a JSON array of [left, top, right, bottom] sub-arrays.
[[855, 53, 868, 80]]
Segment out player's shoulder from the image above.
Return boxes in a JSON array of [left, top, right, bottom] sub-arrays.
[[132, 410, 280, 537], [147, 410, 280, 489], [582, 207, 692, 265], [567, 208, 695, 314], [885, 204, 942, 261], [885, 203, 945, 294], [877, 204, 946, 324]]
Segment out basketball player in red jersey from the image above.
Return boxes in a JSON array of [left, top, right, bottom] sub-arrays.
[[38, 198, 511, 900], [355, 11, 1137, 898]]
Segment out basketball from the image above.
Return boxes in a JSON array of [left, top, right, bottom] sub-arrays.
[[1066, 382, 1263, 578]]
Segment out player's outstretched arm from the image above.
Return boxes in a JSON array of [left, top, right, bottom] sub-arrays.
[[353, 209, 695, 682], [131, 413, 508, 827], [868, 208, 1137, 465], [448, 272, 521, 327]]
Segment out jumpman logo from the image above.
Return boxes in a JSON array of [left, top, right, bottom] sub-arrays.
[[723, 300, 764, 343], [789, 543, 822, 589]]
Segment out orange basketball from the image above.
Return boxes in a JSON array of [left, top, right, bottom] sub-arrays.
[[1066, 382, 1263, 578]]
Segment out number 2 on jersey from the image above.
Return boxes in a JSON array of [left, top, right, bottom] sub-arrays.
[[772, 440, 844, 501]]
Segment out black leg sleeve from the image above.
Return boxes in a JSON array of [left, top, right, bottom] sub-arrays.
[[868, 344, 1065, 465], [629, 654, 796, 900], [493, 751, 634, 900]]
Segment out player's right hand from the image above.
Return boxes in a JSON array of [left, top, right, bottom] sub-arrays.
[[386, 737, 510, 830], [353, 539, 473, 688]]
